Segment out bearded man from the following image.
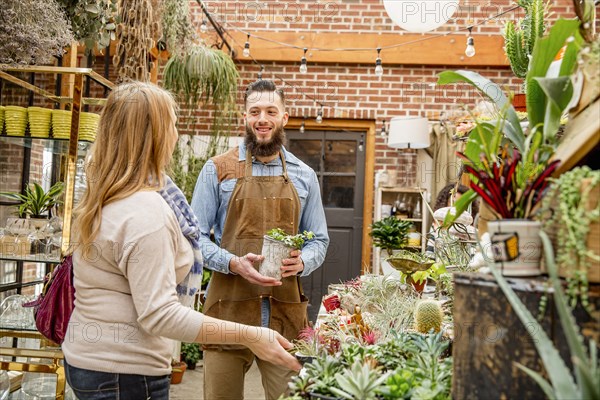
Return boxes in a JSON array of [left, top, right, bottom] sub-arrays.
[[191, 80, 329, 399]]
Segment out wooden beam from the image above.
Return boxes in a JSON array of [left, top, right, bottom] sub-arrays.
[[287, 118, 375, 271], [230, 31, 509, 67]]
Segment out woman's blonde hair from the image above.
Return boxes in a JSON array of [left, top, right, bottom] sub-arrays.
[[74, 82, 178, 247]]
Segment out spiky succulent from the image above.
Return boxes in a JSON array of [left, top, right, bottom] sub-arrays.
[[503, 0, 547, 79], [414, 300, 443, 334]]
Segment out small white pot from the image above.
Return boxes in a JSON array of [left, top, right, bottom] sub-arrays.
[[487, 219, 542, 276], [259, 236, 294, 280]]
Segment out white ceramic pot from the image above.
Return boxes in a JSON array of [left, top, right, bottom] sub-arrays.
[[487, 219, 542, 276], [259, 236, 293, 280]]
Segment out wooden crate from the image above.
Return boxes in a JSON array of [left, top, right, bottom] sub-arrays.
[[452, 272, 600, 400]]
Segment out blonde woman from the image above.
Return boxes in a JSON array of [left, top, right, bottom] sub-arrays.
[[62, 82, 300, 400]]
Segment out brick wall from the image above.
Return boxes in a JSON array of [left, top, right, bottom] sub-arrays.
[[174, 0, 579, 179]]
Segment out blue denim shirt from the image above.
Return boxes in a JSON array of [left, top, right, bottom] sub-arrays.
[[191, 142, 329, 277]]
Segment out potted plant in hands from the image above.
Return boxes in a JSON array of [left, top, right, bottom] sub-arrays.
[[259, 228, 314, 280]]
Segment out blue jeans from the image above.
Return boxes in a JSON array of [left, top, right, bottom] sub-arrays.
[[65, 359, 170, 400]]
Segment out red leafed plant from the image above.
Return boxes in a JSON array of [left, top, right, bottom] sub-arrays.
[[458, 146, 560, 219], [322, 293, 341, 312]]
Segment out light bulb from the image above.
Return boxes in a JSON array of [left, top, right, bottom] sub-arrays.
[[380, 120, 387, 137], [316, 107, 323, 124], [465, 36, 475, 57], [299, 48, 308, 74], [375, 59, 383, 76], [257, 66, 264, 80], [374, 48, 383, 76], [358, 141, 364, 152], [299, 58, 307, 74], [243, 35, 250, 57], [200, 20, 208, 33], [299, 121, 305, 133]]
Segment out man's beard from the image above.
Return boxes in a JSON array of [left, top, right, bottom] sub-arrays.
[[245, 123, 286, 157]]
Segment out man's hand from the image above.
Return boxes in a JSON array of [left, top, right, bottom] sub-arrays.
[[281, 249, 304, 278], [229, 253, 282, 286]]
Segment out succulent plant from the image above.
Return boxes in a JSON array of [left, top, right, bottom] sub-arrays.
[[503, 0, 548, 79], [414, 300, 443, 334]]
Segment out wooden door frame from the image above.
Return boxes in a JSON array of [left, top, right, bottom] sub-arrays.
[[287, 118, 376, 273]]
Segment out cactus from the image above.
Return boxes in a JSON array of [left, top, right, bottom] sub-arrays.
[[503, 0, 548, 79], [414, 300, 443, 334]]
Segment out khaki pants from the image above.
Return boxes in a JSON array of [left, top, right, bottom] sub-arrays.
[[203, 348, 296, 400]]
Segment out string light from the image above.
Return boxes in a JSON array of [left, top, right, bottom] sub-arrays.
[[316, 106, 323, 123], [465, 27, 476, 57], [299, 117, 305, 133], [257, 65, 264, 80], [243, 34, 251, 57], [374, 48, 383, 76], [358, 140, 364, 152], [299, 48, 308, 74], [380, 119, 387, 137], [200, 19, 208, 34], [213, 6, 519, 116]]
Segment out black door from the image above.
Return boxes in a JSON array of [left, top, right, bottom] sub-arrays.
[[286, 130, 366, 322]]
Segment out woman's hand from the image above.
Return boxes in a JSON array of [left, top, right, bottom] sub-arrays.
[[229, 253, 282, 286], [244, 327, 301, 372]]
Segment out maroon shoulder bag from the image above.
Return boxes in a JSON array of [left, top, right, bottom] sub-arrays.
[[23, 255, 75, 344]]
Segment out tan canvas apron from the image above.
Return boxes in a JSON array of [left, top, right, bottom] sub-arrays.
[[204, 149, 308, 349]]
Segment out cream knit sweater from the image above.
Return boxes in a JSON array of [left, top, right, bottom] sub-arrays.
[[62, 191, 204, 376]]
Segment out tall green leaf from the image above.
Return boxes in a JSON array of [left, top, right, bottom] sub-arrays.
[[526, 19, 581, 138], [437, 70, 525, 153]]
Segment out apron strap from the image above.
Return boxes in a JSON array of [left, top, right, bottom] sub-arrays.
[[244, 148, 290, 183], [245, 149, 253, 177], [280, 150, 290, 183]]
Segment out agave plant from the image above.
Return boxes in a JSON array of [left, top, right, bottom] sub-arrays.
[[330, 361, 390, 400], [0, 182, 64, 218]]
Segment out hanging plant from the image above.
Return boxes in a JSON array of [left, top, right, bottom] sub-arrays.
[[161, 0, 197, 57], [113, 0, 161, 82], [57, 0, 119, 54], [163, 45, 239, 110], [0, 0, 74, 65]]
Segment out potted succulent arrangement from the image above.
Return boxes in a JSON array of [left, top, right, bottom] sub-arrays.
[[259, 228, 315, 280], [386, 250, 435, 293]]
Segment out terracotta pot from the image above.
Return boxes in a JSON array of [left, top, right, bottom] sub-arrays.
[[408, 275, 426, 293], [512, 93, 527, 112], [170, 362, 187, 385]]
